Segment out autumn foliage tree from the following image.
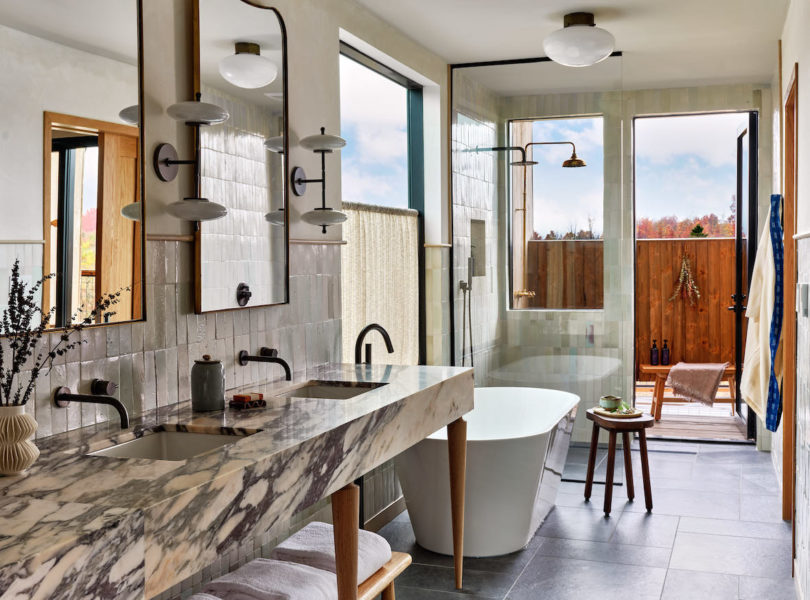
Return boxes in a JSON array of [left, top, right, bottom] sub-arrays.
[[636, 214, 734, 239]]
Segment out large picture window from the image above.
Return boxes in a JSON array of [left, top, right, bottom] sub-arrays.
[[509, 116, 604, 309]]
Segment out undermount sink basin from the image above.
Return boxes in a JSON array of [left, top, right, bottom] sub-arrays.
[[276, 380, 388, 400], [88, 430, 258, 461]]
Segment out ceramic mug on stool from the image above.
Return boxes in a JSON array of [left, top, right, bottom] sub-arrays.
[[599, 395, 622, 410]]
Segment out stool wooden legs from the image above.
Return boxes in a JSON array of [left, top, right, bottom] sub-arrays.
[[332, 483, 359, 600], [584, 422, 599, 500], [447, 417, 467, 590], [382, 582, 396, 600], [638, 429, 653, 512], [603, 431, 617, 516], [622, 432, 634, 501]]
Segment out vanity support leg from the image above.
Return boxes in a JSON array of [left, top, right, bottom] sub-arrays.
[[332, 483, 359, 600], [447, 417, 467, 590]]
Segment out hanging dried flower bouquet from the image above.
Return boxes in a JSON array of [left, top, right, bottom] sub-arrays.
[[669, 254, 701, 306]]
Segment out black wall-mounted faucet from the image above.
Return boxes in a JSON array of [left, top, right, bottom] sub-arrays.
[[354, 324, 394, 364], [54, 379, 130, 429], [238, 347, 292, 380]]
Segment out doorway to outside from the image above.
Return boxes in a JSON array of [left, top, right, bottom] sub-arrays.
[[633, 111, 758, 442]]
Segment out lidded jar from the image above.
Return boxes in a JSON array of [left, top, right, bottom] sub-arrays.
[[191, 354, 225, 411]]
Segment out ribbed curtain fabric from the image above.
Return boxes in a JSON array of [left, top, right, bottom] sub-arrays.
[[340, 202, 419, 365]]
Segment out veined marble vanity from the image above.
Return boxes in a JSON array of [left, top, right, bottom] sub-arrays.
[[0, 364, 473, 599]]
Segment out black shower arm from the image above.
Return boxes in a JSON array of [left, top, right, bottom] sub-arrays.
[[467, 145, 529, 164]]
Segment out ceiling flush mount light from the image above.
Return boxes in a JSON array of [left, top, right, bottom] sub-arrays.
[[219, 42, 278, 89], [292, 126, 348, 234], [154, 95, 230, 221], [543, 12, 615, 68]]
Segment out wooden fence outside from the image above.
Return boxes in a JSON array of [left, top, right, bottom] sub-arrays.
[[525, 240, 603, 309], [635, 237, 741, 380]]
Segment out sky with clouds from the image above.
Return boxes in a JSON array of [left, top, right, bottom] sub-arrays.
[[635, 112, 749, 222], [339, 55, 409, 209], [528, 117, 604, 237]]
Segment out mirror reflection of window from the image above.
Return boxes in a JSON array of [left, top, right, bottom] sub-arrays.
[[0, 0, 143, 330], [46, 115, 141, 327]]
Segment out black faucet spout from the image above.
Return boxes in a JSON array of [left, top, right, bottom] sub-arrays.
[[53, 382, 130, 429], [238, 347, 292, 380], [354, 323, 395, 364]]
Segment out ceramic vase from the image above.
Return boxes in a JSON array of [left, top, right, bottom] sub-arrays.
[[0, 405, 39, 475]]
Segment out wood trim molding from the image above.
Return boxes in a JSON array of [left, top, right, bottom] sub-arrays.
[[424, 243, 452, 249], [782, 61, 798, 527], [363, 496, 406, 533]]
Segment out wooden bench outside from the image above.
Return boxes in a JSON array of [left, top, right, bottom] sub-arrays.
[[639, 363, 736, 421]]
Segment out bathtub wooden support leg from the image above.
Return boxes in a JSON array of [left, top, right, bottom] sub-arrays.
[[622, 432, 635, 501], [332, 483, 359, 600], [584, 422, 600, 500], [447, 417, 467, 590], [603, 430, 617, 516]]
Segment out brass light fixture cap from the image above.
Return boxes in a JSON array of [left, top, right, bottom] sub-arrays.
[[235, 41, 261, 56], [563, 12, 596, 28]]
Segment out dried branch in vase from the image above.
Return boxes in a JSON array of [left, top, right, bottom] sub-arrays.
[[0, 258, 125, 406]]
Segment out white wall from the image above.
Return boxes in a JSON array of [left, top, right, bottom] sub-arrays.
[[0, 24, 138, 240]]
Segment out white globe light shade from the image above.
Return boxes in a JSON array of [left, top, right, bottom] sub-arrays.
[[543, 25, 615, 67], [219, 51, 278, 89], [167, 198, 228, 221], [301, 208, 347, 228]]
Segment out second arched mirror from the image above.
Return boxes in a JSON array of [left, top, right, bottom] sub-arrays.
[[194, 0, 288, 312]]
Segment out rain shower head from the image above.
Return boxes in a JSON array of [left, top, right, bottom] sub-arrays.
[[562, 152, 586, 168], [511, 159, 539, 166], [525, 141, 587, 168]]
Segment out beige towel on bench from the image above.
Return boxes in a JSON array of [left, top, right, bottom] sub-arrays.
[[666, 362, 729, 406]]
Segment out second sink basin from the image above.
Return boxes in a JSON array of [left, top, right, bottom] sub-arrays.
[[276, 380, 388, 400], [88, 430, 257, 461]]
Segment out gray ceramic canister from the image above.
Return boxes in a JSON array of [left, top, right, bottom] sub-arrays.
[[191, 355, 225, 411]]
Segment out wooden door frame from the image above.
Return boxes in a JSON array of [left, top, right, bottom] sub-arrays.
[[42, 112, 139, 324], [782, 63, 798, 525]]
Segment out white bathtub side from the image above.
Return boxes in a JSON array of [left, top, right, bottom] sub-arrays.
[[396, 433, 550, 557], [396, 389, 580, 557]]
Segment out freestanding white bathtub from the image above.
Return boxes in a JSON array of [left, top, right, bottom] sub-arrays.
[[395, 387, 579, 557]]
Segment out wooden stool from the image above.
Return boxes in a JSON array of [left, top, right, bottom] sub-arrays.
[[584, 409, 654, 516], [639, 363, 736, 420]]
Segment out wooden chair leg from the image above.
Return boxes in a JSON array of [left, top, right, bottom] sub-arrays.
[[382, 582, 396, 600], [584, 422, 600, 500], [447, 417, 467, 590], [654, 377, 664, 421], [649, 377, 660, 417], [603, 430, 617, 516], [332, 483, 359, 600], [638, 429, 653, 512], [622, 432, 635, 501]]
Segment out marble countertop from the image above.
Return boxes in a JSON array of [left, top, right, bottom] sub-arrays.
[[0, 363, 473, 599]]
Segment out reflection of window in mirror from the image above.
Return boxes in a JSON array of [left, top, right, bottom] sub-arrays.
[[0, 1, 143, 330], [44, 114, 141, 327], [510, 115, 604, 310]]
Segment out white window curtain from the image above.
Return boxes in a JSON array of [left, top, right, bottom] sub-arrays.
[[341, 202, 419, 365]]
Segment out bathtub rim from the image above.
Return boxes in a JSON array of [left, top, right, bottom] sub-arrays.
[[426, 386, 580, 442]]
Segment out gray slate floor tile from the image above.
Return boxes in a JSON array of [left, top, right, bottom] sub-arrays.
[[661, 568, 739, 600], [507, 555, 666, 600], [739, 574, 797, 599], [678, 516, 792, 540], [669, 531, 793, 578], [397, 564, 515, 599], [609, 510, 680, 548], [533, 536, 671, 567]]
